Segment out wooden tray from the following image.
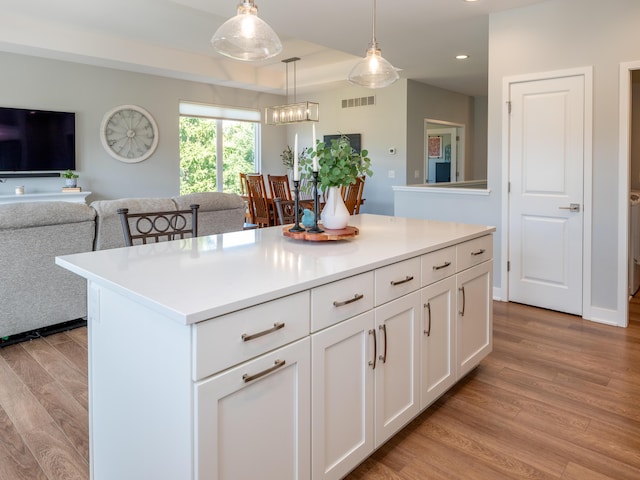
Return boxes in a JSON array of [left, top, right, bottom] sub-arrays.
[[282, 225, 359, 242]]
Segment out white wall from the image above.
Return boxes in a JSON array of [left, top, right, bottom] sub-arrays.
[[0, 52, 286, 201], [488, 0, 640, 315]]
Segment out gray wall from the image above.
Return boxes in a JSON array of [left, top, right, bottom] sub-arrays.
[[488, 0, 640, 314], [406, 80, 480, 185], [287, 80, 408, 216], [0, 52, 286, 201]]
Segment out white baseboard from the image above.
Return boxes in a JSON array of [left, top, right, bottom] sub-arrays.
[[583, 305, 626, 327]]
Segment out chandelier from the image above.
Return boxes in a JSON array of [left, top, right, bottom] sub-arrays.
[[265, 57, 319, 125]]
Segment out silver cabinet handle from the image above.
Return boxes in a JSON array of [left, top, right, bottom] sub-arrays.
[[369, 329, 377, 369], [433, 261, 451, 271], [459, 286, 466, 316], [471, 249, 485, 256], [559, 203, 580, 212], [242, 359, 286, 383], [378, 324, 388, 363], [333, 293, 364, 307], [424, 303, 431, 336], [390, 275, 414, 286], [241, 322, 285, 342]]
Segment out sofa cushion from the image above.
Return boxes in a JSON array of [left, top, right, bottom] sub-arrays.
[[172, 192, 245, 236], [0, 201, 96, 229], [91, 197, 176, 250]]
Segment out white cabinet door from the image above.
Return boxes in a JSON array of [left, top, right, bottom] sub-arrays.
[[196, 338, 310, 480], [457, 261, 493, 379], [374, 291, 421, 448], [311, 311, 375, 480], [420, 275, 456, 410]]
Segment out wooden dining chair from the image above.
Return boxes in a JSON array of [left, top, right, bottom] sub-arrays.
[[273, 198, 299, 226], [245, 174, 273, 227], [343, 176, 366, 215], [117, 204, 199, 246], [239, 172, 255, 226], [267, 174, 292, 202]]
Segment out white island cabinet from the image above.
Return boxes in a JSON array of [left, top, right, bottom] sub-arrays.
[[56, 214, 495, 480]]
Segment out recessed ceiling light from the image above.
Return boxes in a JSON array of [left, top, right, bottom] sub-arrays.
[[464, 0, 479, 3], [456, 54, 469, 60]]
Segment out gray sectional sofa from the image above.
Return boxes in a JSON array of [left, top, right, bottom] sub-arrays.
[[0, 192, 245, 342]]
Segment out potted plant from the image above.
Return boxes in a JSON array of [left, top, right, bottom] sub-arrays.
[[304, 135, 372, 229], [280, 145, 295, 171], [62, 169, 79, 188]]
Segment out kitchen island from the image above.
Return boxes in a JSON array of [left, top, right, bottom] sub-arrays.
[[56, 214, 495, 480]]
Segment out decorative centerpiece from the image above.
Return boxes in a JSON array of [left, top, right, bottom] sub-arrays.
[[304, 133, 372, 230]]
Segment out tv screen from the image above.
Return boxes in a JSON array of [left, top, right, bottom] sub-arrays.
[[0, 106, 76, 172]]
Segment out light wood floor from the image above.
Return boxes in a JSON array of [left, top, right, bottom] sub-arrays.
[[2, 300, 640, 480]]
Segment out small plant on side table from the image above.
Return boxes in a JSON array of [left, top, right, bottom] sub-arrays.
[[62, 169, 79, 188]]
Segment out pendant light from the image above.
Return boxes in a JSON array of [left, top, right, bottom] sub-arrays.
[[211, 0, 282, 61], [348, 0, 399, 88], [265, 57, 320, 125]]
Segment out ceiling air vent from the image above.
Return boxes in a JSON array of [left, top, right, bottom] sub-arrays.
[[341, 96, 375, 109]]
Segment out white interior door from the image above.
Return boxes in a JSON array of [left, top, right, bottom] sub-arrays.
[[508, 75, 585, 315]]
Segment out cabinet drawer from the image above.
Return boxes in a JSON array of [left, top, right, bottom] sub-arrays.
[[193, 291, 309, 380], [421, 246, 457, 286], [457, 235, 493, 272], [375, 257, 421, 306], [311, 272, 374, 332]]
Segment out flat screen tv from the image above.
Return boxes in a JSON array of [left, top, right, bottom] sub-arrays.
[[0, 106, 76, 172]]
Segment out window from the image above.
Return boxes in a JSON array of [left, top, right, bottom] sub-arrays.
[[179, 102, 261, 195]]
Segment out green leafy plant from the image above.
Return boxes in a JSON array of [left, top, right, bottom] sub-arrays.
[[304, 135, 372, 190], [62, 169, 79, 179], [281, 145, 294, 169]]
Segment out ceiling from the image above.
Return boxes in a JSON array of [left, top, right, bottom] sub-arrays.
[[0, 0, 549, 97]]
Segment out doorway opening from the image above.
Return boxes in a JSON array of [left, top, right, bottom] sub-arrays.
[[620, 63, 640, 327]]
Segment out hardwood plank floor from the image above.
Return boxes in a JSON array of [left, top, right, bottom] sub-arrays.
[[1, 301, 640, 479]]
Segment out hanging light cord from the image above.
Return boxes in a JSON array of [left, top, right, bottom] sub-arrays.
[[370, 0, 378, 49], [283, 57, 300, 103]]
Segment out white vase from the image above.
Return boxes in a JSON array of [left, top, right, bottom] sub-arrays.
[[321, 186, 350, 230]]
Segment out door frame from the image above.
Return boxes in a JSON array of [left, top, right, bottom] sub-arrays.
[[617, 61, 640, 327], [500, 66, 595, 322]]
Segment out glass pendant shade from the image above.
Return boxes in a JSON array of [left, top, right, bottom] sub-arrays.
[[348, 45, 399, 89], [211, 1, 282, 61]]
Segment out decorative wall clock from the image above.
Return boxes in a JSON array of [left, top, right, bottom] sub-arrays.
[[100, 105, 159, 163]]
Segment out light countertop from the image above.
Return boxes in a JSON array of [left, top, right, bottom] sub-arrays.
[[56, 214, 495, 325]]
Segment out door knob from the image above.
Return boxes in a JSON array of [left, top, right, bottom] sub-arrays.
[[559, 203, 580, 212]]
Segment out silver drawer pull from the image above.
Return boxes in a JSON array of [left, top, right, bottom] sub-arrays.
[[433, 261, 452, 271], [378, 324, 388, 363], [424, 303, 431, 336], [390, 275, 414, 286], [333, 293, 364, 307], [242, 359, 286, 383], [369, 329, 377, 369], [241, 322, 285, 342], [471, 249, 486, 256]]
